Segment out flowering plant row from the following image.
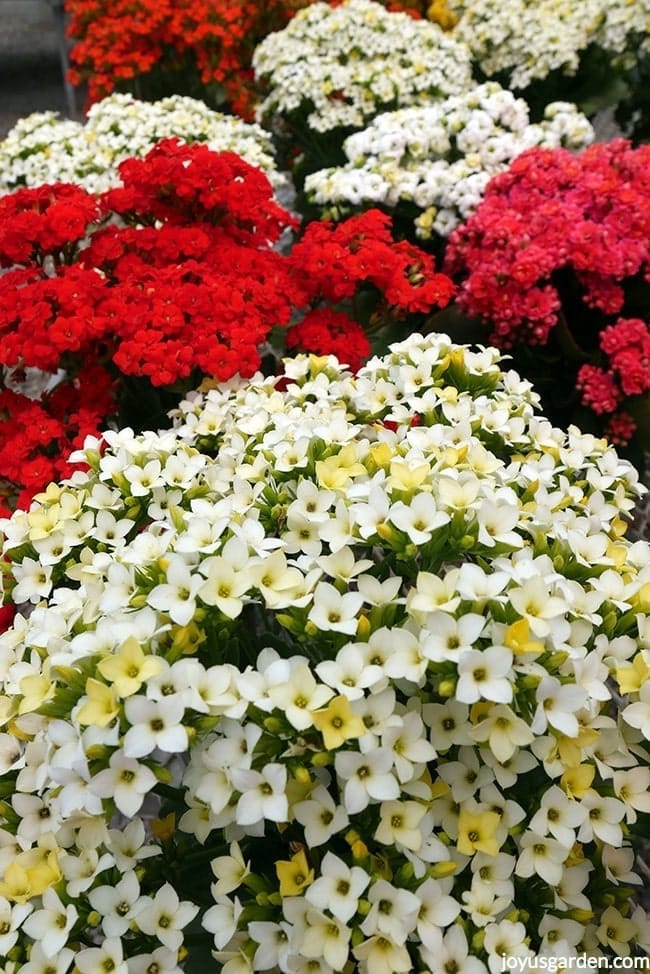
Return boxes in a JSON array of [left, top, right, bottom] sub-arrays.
[[0, 139, 453, 513], [0, 95, 285, 196], [0, 333, 648, 971], [304, 83, 594, 240], [448, 0, 650, 129], [445, 139, 650, 459], [65, 0, 315, 119], [64, 0, 432, 120], [252, 0, 472, 178]]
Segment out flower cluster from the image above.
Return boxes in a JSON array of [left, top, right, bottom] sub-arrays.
[[444, 139, 650, 451], [253, 0, 473, 135], [65, 0, 315, 118], [64, 0, 435, 120], [304, 83, 594, 240], [448, 0, 650, 91], [0, 141, 453, 513], [0, 95, 285, 195], [0, 333, 648, 972], [576, 317, 650, 446]]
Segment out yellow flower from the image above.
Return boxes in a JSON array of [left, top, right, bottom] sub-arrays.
[[312, 696, 366, 750], [560, 764, 595, 799], [616, 653, 650, 695], [457, 807, 502, 856], [504, 619, 544, 657], [152, 812, 176, 842], [316, 446, 366, 489], [97, 636, 164, 697], [387, 459, 431, 493], [0, 860, 32, 902], [275, 849, 314, 896], [631, 581, 650, 612], [18, 672, 55, 715], [0, 843, 62, 902], [367, 442, 394, 473], [76, 678, 120, 727], [556, 725, 600, 768]]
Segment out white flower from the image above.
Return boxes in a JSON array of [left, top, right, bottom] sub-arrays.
[[374, 799, 428, 851], [300, 908, 352, 971], [353, 934, 413, 974], [308, 582, 364, 635], [123, 696, 188, 758], [509, 578, 568, 637], [361, 878, 420, 943], [484, 919, 532, 972], [127, 947, 182, 974], [421, 612, 486, 663], [17, 942, 75, 974], [210, 842, 250, 895], [305, 851, 370, 922], [146, 556, 204, 626], [136, 884, 199, 951], [107, 819, 161, 872], [622, 682, 650, 738], [456, 646, 513, 703], [233, 764, 288, 826], [248, 920, 292, 971], [266, 662, 334, 730], [89, 750, 158, 817], [470, 704, 535, 763], [88, 872, 147, 938], [293, 784, 350, 846], [21, 887, 77, 957], [419, 924, 488, 974], [0, 896, 33, 956], [529, 785, 586, 848], [515, 831, 568, 886], [76, 938, 128, 974], [202, 895, 243, 951], [335, 748, 400, 814], [577, 792, 626, 846], [531, 677, 588, 737]]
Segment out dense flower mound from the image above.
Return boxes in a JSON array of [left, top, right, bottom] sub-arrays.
[[253, 0, 473, 134], [445, 139, 650, 450], [449, 0, 650, 91], [304, 83, 594, 239], [0, 95, 286, 195], [1, 334, 649, 971]]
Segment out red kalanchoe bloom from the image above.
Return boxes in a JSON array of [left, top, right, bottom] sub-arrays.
[[285, 308, 371, 371], [0, 140, 454, 509]]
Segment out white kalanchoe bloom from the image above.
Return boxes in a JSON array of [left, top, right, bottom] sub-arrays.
[[305, 82, 593, 237], [449, 0, 650, 91], [0, 93, 285, 194], [253, 0, 472, 134], [0, 333, 648, 966]]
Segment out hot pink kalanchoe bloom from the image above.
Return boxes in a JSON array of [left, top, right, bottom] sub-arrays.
[[445, 140, 650, 448], [445, 140, 650, 348]]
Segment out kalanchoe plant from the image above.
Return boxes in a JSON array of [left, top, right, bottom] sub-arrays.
[[65, 0, 316, 119], [0, 139, 454, 514], [0, 95, 287, 196], [444, 139, 650, 466], [447, 0, 650, 128], [303, 83, 594, 244], [253, 0, 472, 181], [63, 0, 436, 121], [0, 333, 649, 971]]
